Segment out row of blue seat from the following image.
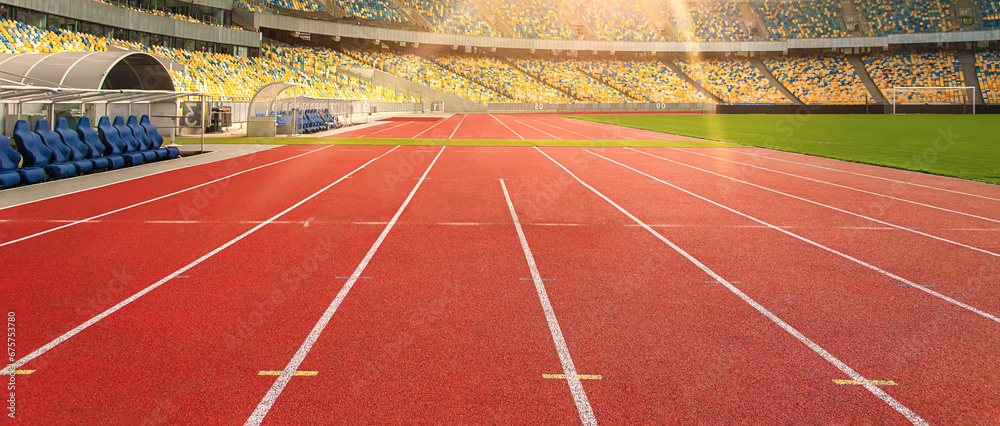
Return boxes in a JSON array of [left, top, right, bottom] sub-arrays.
[[255, 109, 344, 133], [0, 115, 180, 189]]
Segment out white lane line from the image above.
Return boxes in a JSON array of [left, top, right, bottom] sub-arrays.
[[514, 118, 562, 140], [0, 146, 402, 377], [359, 122, 412, 138], [448, 114, 467, 140], [245, 146, 446, 426], [538, 116, 636, 141], [411, 117, 450, 139], [527, 223, 582, 227], [536, 147, 928, 426], [627, 148, 1000, 259], [527, 117, 594, 140], [0, 149, 231, 212], [671, 148, 1000, 224], [719, 149, 1000, 203], [586, 150, 1000, 324], [436, 222, 485, 226], [499, 179, 596, 426], [489, 114, 525, 140], [0, 146, 336, 248]]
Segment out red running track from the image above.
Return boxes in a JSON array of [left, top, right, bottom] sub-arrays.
[[331, 113, 705, 140], [3, 144, 999, 424]]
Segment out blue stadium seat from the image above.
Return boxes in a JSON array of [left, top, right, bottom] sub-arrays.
[[127, 115, 168, 160], [77, 117, 125, 170], [0, 136, 23, 188], [98, 116, 144, 167], [55, 118, 109, 171], [113, 116, 157, 163], [35, 119, 93, 174], [12, 120, 76, 180], [140, 115, 180, 159]]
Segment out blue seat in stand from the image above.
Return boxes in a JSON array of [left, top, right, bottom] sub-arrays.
[[12, 119, 76, 180], [55, 118, 109, 171], [98, 116, 143, 167], [127, 115, 168, 160], [77, 117, 125, 170], [35, 119, 93, 174], [140, 115, 180, 159], [114, 116, 156, 163], [0, 135, 25, 188]]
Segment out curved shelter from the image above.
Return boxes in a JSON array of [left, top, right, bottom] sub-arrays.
[[0, 51, 174, 91]]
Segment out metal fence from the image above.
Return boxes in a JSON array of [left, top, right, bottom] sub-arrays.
[[487, 102, 716, 113]]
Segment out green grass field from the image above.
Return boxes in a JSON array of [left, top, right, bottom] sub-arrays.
[[566, 114, 1000, 185], [176, 137, 733, 148]]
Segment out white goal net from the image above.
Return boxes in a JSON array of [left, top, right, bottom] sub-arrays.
[[890, 86, 976, 114]]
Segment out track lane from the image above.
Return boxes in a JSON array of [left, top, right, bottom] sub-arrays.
[[551, 147, 1000, 424], [4, 146, 427, 424], [0, 145, 314, 242], [258, 148, 582, 423], [0, 147, 395, 359]]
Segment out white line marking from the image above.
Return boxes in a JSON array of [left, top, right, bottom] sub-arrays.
[[411, 118, 450, 139], [513, 118, 561, 140], [586, 150, 1000, 324], [527, 223, 582, 227], [671, 148, 1000, 224], [0, 146, 336, 248], [0, 146, 401, 377], [436, 222, 484, 226], [499, 179, 596, 426], [0, 149, 232, 211], [627, 148, 1000, 259], [448, 114, 467, 140], [721, 149, 1000, 203], [359, 122, 412, 138], [527, 117, 593, 140], [489, 113, 524, 140], [245, 146, 446, 425], [536, 147, 928, 425]]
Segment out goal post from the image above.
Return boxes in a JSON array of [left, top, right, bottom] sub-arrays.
[[890, 86, 976, 114]]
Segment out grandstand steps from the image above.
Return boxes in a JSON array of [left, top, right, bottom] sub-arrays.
[[316, 0, 348, 18], [846, 54, 887, 104], [469, 0, 516, 37], [342, 66, 488, 112], [840, 1, 871, 34], [749, 57, 801, 105], [553, 0, 595, 39], [660, 59, 724, 104], [737, 2, 771, 41], [578, 68, 641, 102], [388, 0, 432, 29], [431, 58, 513, 102], [230, 9, 258, 31], [957, 50, 987, 105], [641, 0, 678, 41]]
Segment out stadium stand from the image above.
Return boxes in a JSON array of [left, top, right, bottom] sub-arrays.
[[864, 51, 966, 103], [571, 0, 660, 41], [667, 0, 752, 42], [581, 59, 711, 103], [345, 48, 509, 103], [976, 0, 1000, 30], [484, 0, 576, 39], [765, 55, 870, 104], [856, 0, 956, 35], [433, 54, 571, 103], [237, 0, 276, 13], [676, 57, 787, 103], [91, 0, 247, 31], [750, 0, 849, 39], [511, 58, 632, 102], [264, 0, 326, 12], [412, 0, 500, 36], [0, 19, 109, 54], [334, 0, 407, 22], [976, 50, 999, 104]]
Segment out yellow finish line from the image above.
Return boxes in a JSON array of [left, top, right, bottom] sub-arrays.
[[258, 371, 318, 376], [543, 374, 602, 380], [11, 370, 34, 375], [833, 379, 897, 386]]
